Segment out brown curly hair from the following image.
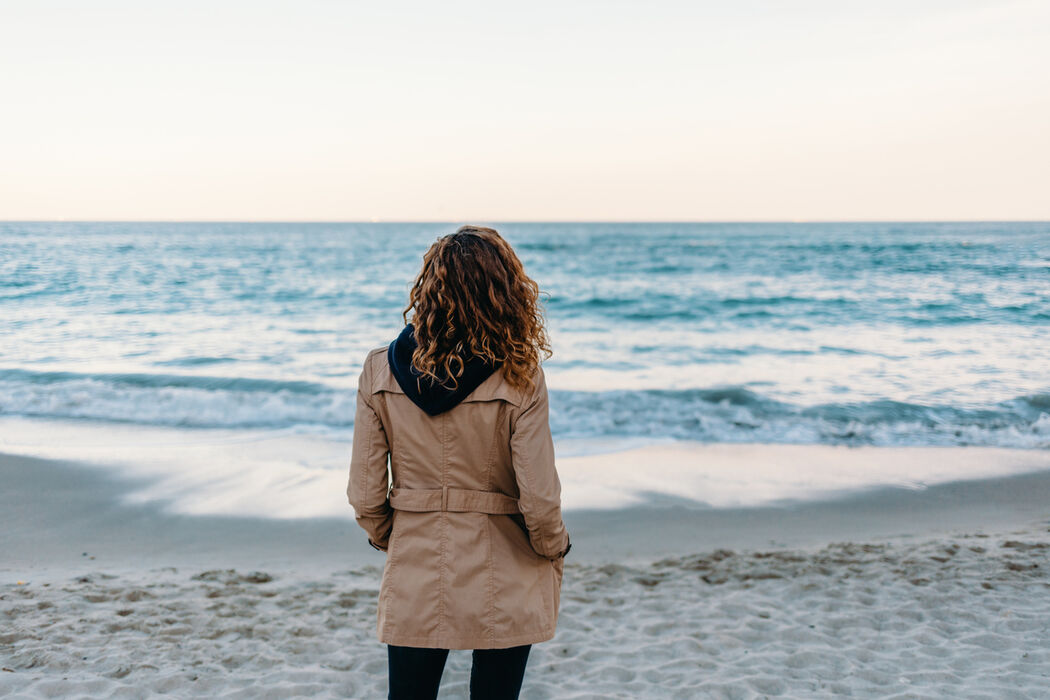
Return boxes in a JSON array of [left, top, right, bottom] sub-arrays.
[[401, 226, 552, 393]]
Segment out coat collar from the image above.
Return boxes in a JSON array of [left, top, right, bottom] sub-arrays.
[[386, 324, 501, 416]]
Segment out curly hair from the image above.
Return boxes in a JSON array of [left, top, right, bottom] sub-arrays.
[[401, 226, 552, 393]]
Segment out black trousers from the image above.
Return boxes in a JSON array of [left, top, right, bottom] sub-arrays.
[[387, 644, 531, 700]]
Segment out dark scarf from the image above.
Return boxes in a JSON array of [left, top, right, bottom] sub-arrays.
[[387, 324, 500, 416]]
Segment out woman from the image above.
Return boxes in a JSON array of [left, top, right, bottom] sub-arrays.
[[347, 226, 572, 700]]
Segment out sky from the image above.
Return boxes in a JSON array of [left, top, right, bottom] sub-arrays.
[[1, 0, 1048, 222]]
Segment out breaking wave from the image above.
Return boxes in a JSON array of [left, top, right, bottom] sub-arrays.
[[2, 368, 1048, 448]]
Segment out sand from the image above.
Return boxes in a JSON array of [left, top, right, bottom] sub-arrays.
[[3, 451, 1050, 698]]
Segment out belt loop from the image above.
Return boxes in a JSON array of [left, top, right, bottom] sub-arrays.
[[441, 484, 448, 511]]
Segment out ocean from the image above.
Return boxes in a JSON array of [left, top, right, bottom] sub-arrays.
[[1, 221, 1048, 517]]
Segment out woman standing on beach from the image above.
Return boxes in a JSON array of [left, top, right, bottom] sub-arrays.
[[347, 226, 572, 700]]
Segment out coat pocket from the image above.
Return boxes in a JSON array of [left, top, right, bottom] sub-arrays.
[[492, 513, 544, 561]]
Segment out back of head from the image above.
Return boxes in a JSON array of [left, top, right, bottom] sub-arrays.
[[402, 225, 551, 393]]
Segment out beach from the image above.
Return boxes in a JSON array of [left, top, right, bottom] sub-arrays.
[[3, 0, 1049, 688], [3, 223, 1049, 697], [3, 0, 1050, 686], [3, 449, 1049, 699]]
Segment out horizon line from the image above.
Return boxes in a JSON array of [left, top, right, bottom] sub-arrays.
[[2, 219, 1048, 225]]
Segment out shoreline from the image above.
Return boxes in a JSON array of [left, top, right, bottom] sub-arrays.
[[3, 450, 1049, 697], [3, 448, 1050, 578]]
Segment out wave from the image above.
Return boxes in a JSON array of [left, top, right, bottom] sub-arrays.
[[0, 369, 351, 429], [551, 388, 1050, 449], [0, 368, 1048, 448]]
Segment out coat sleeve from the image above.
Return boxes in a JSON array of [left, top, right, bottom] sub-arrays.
[[347, 352, 393, 552], [510, 367, 572, 560]]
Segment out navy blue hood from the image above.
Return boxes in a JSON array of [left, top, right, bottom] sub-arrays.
[[387, 324, 500, 416]]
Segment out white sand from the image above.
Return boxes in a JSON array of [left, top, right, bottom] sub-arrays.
[[2, 451, 1050, 698], [3, 523, 1049, 699]]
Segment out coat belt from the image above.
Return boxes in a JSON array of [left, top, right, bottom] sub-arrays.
[[389, 486, 520, 515]]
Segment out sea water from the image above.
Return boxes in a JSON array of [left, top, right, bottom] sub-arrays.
[[1, 222, 1048, 516]]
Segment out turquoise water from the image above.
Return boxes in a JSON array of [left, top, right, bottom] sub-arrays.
[[2, 221, 1049, 449]]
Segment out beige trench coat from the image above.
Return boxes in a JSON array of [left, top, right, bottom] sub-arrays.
[[347, 346, 571, 649]]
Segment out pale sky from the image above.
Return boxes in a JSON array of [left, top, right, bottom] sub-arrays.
[[1, 0, 1048, 221]]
